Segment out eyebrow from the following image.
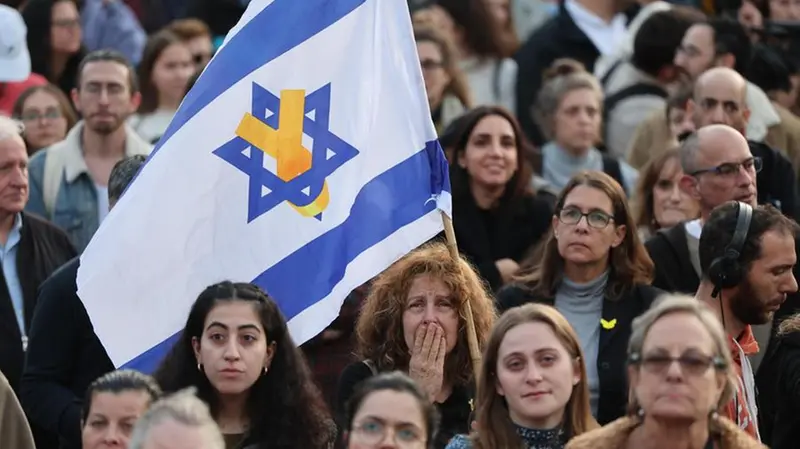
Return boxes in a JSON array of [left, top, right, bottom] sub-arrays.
[[361, 415, 422, 430], [503, 347, 559, 359], [563, 204, 612, 215], [206, 322, 262, 333]]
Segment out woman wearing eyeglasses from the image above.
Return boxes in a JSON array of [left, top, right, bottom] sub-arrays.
[[343, 371, 440, 449], [566, 294, 766, 449], [497, 170, 663, 426]]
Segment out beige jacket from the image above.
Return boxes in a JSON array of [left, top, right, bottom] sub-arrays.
[[566, 416, 766, 449], [0, 371, 35, 449]]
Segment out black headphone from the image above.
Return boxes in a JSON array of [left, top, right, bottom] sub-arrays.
[[708, 202, 753, 296]]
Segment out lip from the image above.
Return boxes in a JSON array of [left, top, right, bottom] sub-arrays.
[[220, 368, 243, 374], [522, 391, 549, 398]]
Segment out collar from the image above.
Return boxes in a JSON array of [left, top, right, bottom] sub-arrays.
[[59, 121, 152, 183], [729, 325, 759, 360], [3, 213, 22, 250]]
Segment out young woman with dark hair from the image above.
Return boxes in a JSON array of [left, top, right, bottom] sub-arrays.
[[154, 281, 336, 449]]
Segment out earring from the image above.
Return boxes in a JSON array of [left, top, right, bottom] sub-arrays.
[[263, 366, 268, 375], [197, 363, 202, 372], [636, 407, 645, 419]]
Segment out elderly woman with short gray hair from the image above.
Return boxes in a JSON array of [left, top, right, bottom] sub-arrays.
[[566, 294, 765, 449]]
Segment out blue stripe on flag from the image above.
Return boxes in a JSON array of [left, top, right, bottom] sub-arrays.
[[122, 140, 449, 373], [152, 0, 367, 158]]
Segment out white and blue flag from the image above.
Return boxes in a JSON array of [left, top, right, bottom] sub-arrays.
[[76, 0, 451, 372]]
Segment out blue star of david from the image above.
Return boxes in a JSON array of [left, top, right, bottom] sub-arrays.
[[213, 82, 359, 222]]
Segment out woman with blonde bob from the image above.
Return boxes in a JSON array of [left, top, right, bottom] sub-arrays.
[[447, 303, 598, 448], [566, 295, 765, 449], [336, 242, 497, 449]]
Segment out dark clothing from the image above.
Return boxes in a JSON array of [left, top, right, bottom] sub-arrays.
[[756, 329, 800, 449], [336, 361, 471, 449], [184, 0, 245, 37], [0, 212, 75, 391], [514, 4, 639, 145], [749, 141, 799, 220], [496, 282, 662, 425], [645, 225, 698, 295], [20, 257, 115, 449], [453, 191, 552, 291]]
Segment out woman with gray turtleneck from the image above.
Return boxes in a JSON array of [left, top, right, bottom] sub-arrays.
[[496, 170, 663, 425], [533, 60, 639, 197]]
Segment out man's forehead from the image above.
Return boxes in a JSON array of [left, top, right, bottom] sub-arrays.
[[684, 24, 714, 47], [696, 135, 751, 165], [80, 61, 130, 84]]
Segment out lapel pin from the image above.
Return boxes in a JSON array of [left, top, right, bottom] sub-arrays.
[[601, 318, 617, 330]]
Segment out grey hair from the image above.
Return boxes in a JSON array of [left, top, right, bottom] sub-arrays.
[[533, 72, 603, 141], [0, 116, 25, 143], [678, 132, 701, 175], [627, 294, 735, 413], [108, 155, 147, 204], [128, 388, 224, 449]]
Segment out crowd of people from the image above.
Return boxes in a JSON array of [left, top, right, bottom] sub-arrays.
[[1, 0, 800, 448]]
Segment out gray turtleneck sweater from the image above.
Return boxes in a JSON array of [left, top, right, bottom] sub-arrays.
[[554, 271, 608, 418], [541, 142, 638, 196]]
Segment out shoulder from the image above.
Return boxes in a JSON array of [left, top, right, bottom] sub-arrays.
[[565, 417, 638, 449], [340, 361, 375, 384], [496, 283, 539, 311], [22, 211, 64, 234], [27, 148, 48, 179], [713, 415, 768, 449], [444, 434, 472, 449], [631, 284, 666, 308]]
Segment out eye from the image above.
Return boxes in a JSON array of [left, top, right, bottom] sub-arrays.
[[717, 163, 739, 176], [407, 301, 424, 310], [397, 428, 421, 442], [655, 179, 673, 190], [539, 354, 557, 366], [436, 299, 453, 309], [506, 358, 525, 370], [361, 420, 383, 435], [209, 333, 226, 342], [241, 334, 258, 343]]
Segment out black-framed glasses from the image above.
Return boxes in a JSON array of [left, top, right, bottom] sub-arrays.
[[688, 157, 762, 177], [351, 419, 424, 447], [629, 352, 726, 376], [557, 206, 614, 229]]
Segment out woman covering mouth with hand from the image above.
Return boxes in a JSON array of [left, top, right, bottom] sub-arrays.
[[336, 243, 497, 449]]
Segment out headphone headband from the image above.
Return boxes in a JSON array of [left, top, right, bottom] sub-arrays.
[[727, 202, 753, 259]]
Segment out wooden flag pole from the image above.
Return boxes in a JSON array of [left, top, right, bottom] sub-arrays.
[[440, 210, 483, 382]]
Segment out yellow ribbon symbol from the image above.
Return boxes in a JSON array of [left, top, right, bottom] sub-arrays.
[[235, 89, 330, 217], [601, 318, 617, 330]]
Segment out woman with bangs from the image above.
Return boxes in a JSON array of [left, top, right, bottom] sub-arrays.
[[447, 303, 598, 448], [336, 242, 497, 449], [497, 171, 663, 426], [632, 148, 700, 241]]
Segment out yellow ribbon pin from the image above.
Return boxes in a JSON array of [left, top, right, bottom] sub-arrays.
[[601, 318, 617, 330]]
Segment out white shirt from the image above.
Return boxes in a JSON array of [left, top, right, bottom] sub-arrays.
[[564, 0, 627, 56]]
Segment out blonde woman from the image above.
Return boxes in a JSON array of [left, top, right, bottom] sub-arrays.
[[566, 294, 765, 449]]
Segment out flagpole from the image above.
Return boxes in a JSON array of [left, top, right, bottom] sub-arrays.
[[440, 210, 483, 382]]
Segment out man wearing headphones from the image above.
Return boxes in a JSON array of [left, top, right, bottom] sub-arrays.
[[695, 201, 798, 441]]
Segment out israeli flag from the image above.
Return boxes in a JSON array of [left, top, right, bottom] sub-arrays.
[[76, 0, 451, 372]]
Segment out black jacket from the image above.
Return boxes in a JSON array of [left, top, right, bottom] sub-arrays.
[[0, 212, 75, 392], [755, 329, 800, 449], [495, 282, 663, 425], [19, 257, 115, 449], [645, 225, 699, 295], [750, 140, 799, 221], [453, 191, 552, 291]]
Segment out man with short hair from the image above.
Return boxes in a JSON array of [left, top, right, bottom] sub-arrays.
[[25, 50, 151, 252], [0, 116, 75, 393], [696, 201, 798, 440], [20, 154, 147, 449], [128, 389, 225, 449], [602, 8, 698, 157]]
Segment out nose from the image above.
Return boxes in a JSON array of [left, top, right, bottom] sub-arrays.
[[223, 340, 241, 361], [708, 105, 726, 123], [525, 364, 544, 383], [10, 166, 28, 187], [573, 214, 590, 232], [785, 273, 798, 294], [378, 428, 399, 448], [665, 359, 685, 381], [102, 424, 122, 445], [422, 303, 437, 323], [669, 184, 682, 202], [736, 163, 756, 186]]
